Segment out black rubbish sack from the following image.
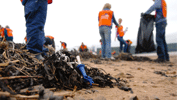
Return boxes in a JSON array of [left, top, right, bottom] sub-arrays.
[[135, 14, 156, 53]]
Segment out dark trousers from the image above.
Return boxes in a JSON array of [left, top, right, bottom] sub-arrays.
[[156, 21, 169, 61], [25, 0, 47, 53], [118, 36, 127, 52], [127, 45, 131, 53]]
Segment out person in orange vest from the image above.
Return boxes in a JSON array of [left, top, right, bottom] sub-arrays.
[[144, 0, 169, 62], [98, 3, 119, 60], [24, 36, 27, 43], [99, 39, 103, 55], [4, 26, 13, 41], [79, 42, 88, 52], [115, 18, 128, 53], [20, 0, 52, 60], [125, 39, 132, 53], [0, 25, 4, 41], [60, 41, 67, 50], [45, 36, 55, 49], [111, 50, 116, 55], [99, 50, 102, 55]]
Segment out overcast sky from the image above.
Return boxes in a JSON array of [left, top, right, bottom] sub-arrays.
[[0, 0, 177, 51]]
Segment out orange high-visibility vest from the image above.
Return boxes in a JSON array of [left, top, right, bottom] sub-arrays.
[[111, 51, 116, 55], [155, 0, 167, 18], [62, 42, 66, 49], [99, 10, 113, 27], [5, 28, 13, 37], [24, 37, 27, 42], [129, 40, 132, 44], [21, 0, 52, 4], [117, 25, 124, 37], [46, 36, 54, 40], [126, 39, 132, 44], [99, 50, 101, 54], [0, 28, 4, 37], [80, 45, 87, 51], [161, 0, 167, 18]]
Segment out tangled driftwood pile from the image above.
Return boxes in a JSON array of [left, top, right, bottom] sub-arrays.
[[0, 42, 131, 99], [79, 51, 153, 62], [114, 53, 153, 62], [79, 51, 100, 60]]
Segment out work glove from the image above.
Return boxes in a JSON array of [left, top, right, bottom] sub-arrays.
[[83, 76, 94, 86], [77, 64, 94, 86]]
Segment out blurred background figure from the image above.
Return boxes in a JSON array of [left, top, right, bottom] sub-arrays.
[[0, 25, 4, 41], [111, 50, 116, 55], [45, 35, 55, 49], [4, 25, 13, 42], [60, 41, 67, 50], [115, 18, 128, 53], [79, 42, 88, 52], [125, 39, 132, 53]]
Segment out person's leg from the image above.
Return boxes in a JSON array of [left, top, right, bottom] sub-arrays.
[[118, 37, 123, 52], [161, 21, 169, 61], [25, 0, 47, 53], [128, 45, 131, 53], [99, 26, 105, 58], [118, 37, 127, 52], [126, 45, 130, 53], [122, 40, 128, 53], [156, 22, 166, 60], [104, 26, 111, 58]]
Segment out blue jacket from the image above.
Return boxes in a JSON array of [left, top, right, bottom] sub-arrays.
[[145, 0, 166, 23], [4, 29, 13, 41], [98, 8, 119, 28]]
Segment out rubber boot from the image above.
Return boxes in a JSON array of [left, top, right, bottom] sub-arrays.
[[35, 54, 44, 60]]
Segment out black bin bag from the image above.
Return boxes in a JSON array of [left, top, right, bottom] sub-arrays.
[[135, 14, 156, 53]]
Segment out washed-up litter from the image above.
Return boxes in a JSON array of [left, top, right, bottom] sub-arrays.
[[114, 53, 152, 62], [0, 42, 132, 99], [154, 71, 177, 78], [79, 51, 100, 60]]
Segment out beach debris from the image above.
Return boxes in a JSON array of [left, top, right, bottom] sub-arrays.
[[0, 42, 131, 98], [154, 71, 177, 78]]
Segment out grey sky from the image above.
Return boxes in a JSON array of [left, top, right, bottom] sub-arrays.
[[0, 0, 176, 51]]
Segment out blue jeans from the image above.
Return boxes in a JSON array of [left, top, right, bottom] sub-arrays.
[[25, 0, 47, 53], [117, 36, 127, 52], [156, 21, 169, 60], [99, 26, 111, 58]]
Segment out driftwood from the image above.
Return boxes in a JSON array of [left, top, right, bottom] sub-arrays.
[[0, 76, 43, 80], [0, 60, 19, 67], [0, 42, 131, 99]]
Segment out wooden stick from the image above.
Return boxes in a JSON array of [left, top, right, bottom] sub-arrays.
[[11, 66, 30, 76], [87, 82, 99, 86], [0, 76, 43, 80], [20, 88, 56, 94], [92, 83, 99, 86], [0, 60, 19, 66]]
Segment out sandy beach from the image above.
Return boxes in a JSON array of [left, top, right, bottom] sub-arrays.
[[70, 55, 177, 100]]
